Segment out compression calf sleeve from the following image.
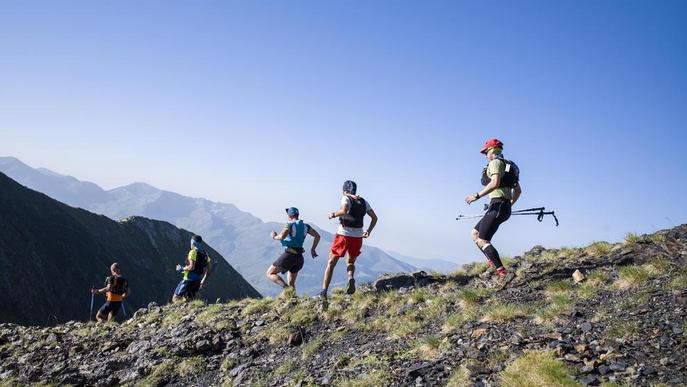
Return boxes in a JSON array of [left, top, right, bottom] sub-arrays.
[[481, 244, 503, 269]]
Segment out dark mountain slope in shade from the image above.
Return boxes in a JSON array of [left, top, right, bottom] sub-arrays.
[[0, 172, 260, 326]]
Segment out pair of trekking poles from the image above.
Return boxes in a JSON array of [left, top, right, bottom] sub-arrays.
[[88, 286, 128, 321], [456, 206, 559, 226]]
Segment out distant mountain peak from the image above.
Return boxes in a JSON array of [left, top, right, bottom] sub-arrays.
[[120, 182, 160, 194]]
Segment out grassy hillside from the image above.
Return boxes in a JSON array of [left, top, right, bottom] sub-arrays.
[[1, 224, 686, 385], [0, 172, 260, 326]]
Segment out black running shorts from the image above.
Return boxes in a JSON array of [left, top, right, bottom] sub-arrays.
[[272, 251, 305, 273], [98, 301, 122, 317], [475, 198, 512, 241]]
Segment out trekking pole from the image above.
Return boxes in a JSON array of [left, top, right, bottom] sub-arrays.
[[89, 287, 95, 321]]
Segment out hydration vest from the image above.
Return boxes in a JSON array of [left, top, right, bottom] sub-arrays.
[[191, 249, 208, 275], [108, 276, 128, 295], [340, 197, 367, 228], [281, 220, 308, 249], [481, 158, 519, 188]]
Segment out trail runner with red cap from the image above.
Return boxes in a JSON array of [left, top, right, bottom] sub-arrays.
[[465, 138, 522, 281]]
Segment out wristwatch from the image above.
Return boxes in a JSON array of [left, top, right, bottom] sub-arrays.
[[475, 192, 480, 199]]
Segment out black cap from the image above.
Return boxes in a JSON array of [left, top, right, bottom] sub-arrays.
[[342, 180, 357, 195], [192, 235, 203, 243]]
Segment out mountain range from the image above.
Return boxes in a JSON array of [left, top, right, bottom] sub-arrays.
[[0, 171, 260, 326], [0, 157, 454, 296]]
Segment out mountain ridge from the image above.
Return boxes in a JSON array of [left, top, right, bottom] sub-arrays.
[[0, 224, 685, 385], [0, 156, 419, 296], [0, 172, 260, 326]]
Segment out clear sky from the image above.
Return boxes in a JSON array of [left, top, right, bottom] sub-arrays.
[[1, 1, 686, 263]]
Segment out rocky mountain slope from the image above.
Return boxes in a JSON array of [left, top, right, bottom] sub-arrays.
[[1, 225, 685, 386], [0, 172, 260, 326], [0, 156, 418, 296]]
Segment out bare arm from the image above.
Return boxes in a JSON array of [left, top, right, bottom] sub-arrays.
[[465, 174, 501, 204], [362, 209, 378, 238], [200, 261, 212, 288], [511, 184, 522, 206], [271, 227, 290, 241], [329, 200, 350, 219], [308, 227, 321, 257], [183, 256, 196, 272]]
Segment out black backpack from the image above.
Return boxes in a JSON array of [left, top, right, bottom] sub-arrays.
[[191, 250, 208, 274], [481, 159, 519, 188], [108, 276, 128, 295], [340, 197, 367, 228]]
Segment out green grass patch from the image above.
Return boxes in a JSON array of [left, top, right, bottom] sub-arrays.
[[410, 335, 442, 359], [274, 358, 295, 375], [455, 287, 491, 308], [178, 356, 205, 376], [240, 297, 276, 318], [624, 233, 644, 244], [649, 233, 667, 243], [604, 320, 639, 341], [481, 303, 531, 323], [614, 265, 651, 289], [545, 280, 574, 296], [500, 350, 579, 387], [585, 241, 613, 256], [535, 294, 575, 324], [443, 307, 482, 332], [333, 369, 392, 387], [140, 359, 177, 387], [407, 288, 431, 305], [301, 336, 323, 359], [643, 258, 671, 276], [670, 272, 687, 290], [446, 364, 471, 387], [195, 303, 225, 325]]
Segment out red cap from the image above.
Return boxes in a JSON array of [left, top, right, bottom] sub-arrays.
[[480, 138, 503, 154]]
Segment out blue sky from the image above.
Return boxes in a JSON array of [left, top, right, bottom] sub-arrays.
[[1, 1, 686, 262]]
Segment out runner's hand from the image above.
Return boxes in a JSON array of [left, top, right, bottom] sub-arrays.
[[270, 231, 278, 239], [311, 248, 318, 258], [363, 231, 370, 238], [328, 212, 335, 220], [176, 264, 184, 273], [465, 195, 477, 204]]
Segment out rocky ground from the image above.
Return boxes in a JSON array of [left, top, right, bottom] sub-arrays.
[[1, 225, 686, 386]]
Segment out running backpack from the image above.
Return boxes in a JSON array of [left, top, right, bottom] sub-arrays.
[[108, 276, 128, 295], [191, 250, 208, 275], [340, 197, 367, 228], [481, 159, 520, 188]]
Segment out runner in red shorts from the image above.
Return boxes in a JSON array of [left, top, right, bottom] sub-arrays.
[[320, 180, 378, 300]]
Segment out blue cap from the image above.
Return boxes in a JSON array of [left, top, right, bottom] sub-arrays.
[[285, 207, 299, 216]]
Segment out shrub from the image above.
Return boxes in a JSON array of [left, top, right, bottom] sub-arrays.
[[301, 336, 323, 359]]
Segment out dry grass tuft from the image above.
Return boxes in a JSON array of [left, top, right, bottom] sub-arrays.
[[500, 350, 578, 387]]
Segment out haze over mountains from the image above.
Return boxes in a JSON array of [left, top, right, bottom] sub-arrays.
[[0, 171, 259, 326], [0, 157, 453, 296]]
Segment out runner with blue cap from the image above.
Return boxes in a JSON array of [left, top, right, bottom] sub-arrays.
[[268, 207, 321, 298]]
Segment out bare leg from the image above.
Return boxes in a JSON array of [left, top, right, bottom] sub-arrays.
[[322, 254, 340, 293], [346, 255, 356, 280], [266, 265, 288, 289], [287, 271, 298, 296], [95, 311, 105, 323]]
